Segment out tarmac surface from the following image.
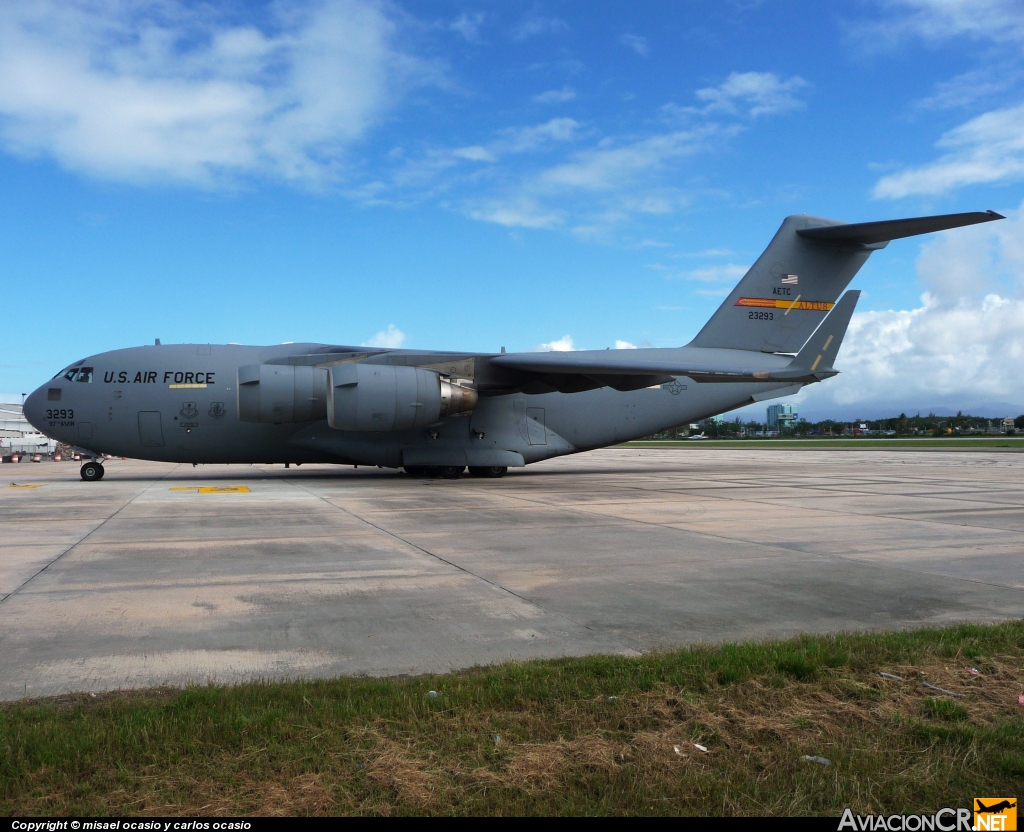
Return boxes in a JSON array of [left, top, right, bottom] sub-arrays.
[[2, 448, 1023, 700]]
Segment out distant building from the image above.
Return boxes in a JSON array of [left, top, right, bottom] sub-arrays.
[[0, 402, 57, 456], [1002, 416, 1015, 432], [767, 403, 797, 428]]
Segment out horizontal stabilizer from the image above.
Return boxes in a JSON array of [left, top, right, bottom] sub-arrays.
[[796, 211, 1003, 246]]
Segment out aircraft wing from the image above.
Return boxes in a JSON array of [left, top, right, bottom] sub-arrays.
[[490, 290, 861, 386], [490, 351, 821, 383]]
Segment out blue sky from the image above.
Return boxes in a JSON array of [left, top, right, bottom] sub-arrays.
[[2, 0, 1024, 417]]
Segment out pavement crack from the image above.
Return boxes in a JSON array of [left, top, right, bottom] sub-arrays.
[[0, 465, 180, 605], [496, 471, 1024, 596], [278, 474, 639, 653]]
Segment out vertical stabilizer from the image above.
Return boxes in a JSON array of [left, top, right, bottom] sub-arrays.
[[689, 210, 1003, 354], [689, 214, 871, 353]]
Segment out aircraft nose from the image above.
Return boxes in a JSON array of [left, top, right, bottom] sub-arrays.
[[23, 386, 47, 432]]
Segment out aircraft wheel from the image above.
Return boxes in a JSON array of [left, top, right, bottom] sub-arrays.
[[438, 465, 466, 479], [469, 466, 507, 479], [81, 461, 104, 481]]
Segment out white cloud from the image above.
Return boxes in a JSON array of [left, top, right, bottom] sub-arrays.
[[0, 0, 433, 187], [362, 324, 406, 349], [914, 68, 1021, 110], [798, 202, 1024, 411], [388, 119, 580, 191], [496, 118, 580, 153], [449, 12, 485, 42], [615, 340, 638, 349], [810, 293, 1024, 407], [512, 15, 569, 41], [460, 69, 807, 233], [866, 0, 1024, 45], [358, 67, 799, 237], [873, 102, 1024, 197], [692, 72, 809, 118], [401, 119, 578, 185], [683, 264, 750, 283], [539, 125, 727, 191], [535, 335, 576, 351], [452, 145, 496, 163], [620, 34, 649, 56], [468, 197, 563, 229], [533, 86, 576, 104]]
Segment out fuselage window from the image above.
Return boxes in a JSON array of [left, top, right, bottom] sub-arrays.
[[63, 369, 78, 381]]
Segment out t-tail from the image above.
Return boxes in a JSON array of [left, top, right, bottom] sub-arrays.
[[689, 210, 1004, 355]]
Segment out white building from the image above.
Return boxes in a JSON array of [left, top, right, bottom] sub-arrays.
[[767, 403, 798, 428], [0, 402, 57, 456]]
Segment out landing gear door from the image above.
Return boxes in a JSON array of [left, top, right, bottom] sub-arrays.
[[514, 399, 530, 443], [526, 407, 546, 445]]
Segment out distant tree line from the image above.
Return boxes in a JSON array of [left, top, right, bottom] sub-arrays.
[[645, 412, 1024, 440]]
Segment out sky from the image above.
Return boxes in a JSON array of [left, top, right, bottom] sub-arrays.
[[2, 0, 1024, 419]]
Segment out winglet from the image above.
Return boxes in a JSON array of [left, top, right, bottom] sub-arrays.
[[786, 290, 860, 379]]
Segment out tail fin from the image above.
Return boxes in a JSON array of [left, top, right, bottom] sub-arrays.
[[689, 210, 1002, 354]]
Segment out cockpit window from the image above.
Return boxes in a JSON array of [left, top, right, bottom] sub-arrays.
[[61, 367, 94, 382]]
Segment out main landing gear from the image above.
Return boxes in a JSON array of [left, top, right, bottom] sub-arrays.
[[80, 461, 105, 481], [468, 466, 507, 478], [403, 465, 507, 480]]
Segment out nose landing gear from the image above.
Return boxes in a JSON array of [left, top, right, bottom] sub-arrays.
[[80, 461, 105, 481]]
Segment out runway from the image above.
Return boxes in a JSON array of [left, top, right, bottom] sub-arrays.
[[2, 448, 1022, 700]]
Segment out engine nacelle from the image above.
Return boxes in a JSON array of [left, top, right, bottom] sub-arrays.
[[327, 363, 477, 431], [237, 364, 328, 423]]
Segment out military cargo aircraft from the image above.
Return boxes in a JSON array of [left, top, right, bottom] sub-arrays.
[[24, 210, 1003, 481]]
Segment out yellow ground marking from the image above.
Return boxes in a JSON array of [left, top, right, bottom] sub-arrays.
[[169, 486, 250, 493], [168, 383, 208, 389], [6, 484, 42, 489]]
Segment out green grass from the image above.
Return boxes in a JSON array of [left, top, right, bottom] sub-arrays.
[[624, 437, 1024, 450], [2, 622, 1022, 816]]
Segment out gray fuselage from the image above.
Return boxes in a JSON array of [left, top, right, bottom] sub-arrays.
[[24, 342, 793, 468]]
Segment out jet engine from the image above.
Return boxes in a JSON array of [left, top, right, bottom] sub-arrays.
[[327, 364, 477, 431], [237, 364, 328, 423]]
